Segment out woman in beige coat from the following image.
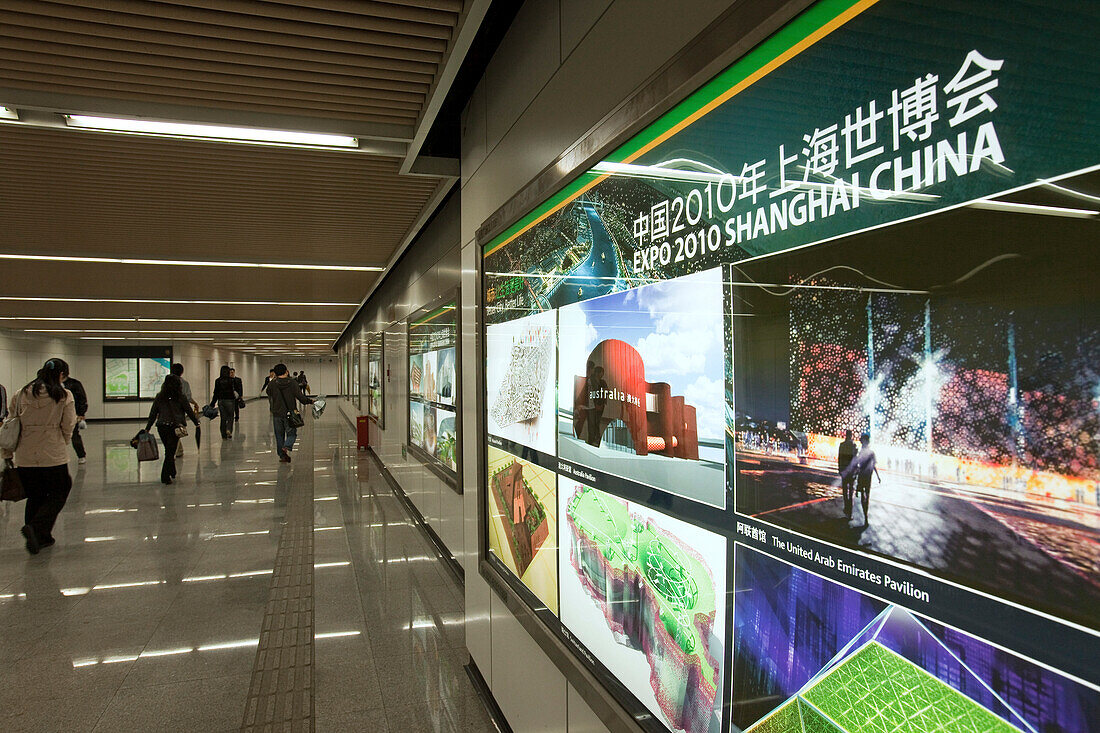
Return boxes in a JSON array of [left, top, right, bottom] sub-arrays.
[[2, 358, 77, 554]]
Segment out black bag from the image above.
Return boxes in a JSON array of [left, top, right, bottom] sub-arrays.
[[287, 409, 305, 429], [0, 459, 24, 502], [236, 398, 246, 410], [201, 403, 219, 420]]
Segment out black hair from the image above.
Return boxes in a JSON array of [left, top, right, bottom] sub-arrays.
[[27, 358, 69, 402], [274, 363, 288, 376], [860, 433, 871, 444], [171, 363, 184, 376], [845, 429, 853, 439], [219, 365, 232, 379], [158, 374, 184, 402]]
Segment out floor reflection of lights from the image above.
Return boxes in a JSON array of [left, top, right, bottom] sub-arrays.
[[72, 631, 362, 668]]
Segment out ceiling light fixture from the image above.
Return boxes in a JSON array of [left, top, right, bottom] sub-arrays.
[[0, 252, 383, 272], [65, 115, 358, 149], [0, 317, 348, 324], [25, 329, 341, 335], [0, 106, 17, 120], [970, 200, 1099, 218], [0, 297, 356, 306]]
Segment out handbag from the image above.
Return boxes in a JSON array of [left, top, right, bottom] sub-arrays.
[[236, 398, 246, 410], [0, 391, 23, 453], [201, 403, 219, 420], [0, 459, 24, 502], [287, 409, 305, 429], [135, 431, 160, 462], [174, 425, 189, 438]]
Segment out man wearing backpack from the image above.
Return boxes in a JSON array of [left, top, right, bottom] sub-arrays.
[[266, 364, 313, 463]]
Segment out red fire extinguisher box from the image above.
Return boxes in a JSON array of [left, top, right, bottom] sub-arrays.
[[356, 416, 370, 450]]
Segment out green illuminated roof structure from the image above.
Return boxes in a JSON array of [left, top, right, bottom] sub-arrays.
[[748, 641, 1022, 733]]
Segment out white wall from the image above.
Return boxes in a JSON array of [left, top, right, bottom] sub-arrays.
[[0, 328, 270, 419], [459, 1, 741, 731]]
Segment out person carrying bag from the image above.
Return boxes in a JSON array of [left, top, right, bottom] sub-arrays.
[[145, 375, 199, 484], [1, 358, 78, 554], [265, 364, 313, 463]]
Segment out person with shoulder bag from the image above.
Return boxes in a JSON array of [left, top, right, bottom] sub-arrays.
[[211, 365, 238, 440], [146, 374, 200, 485], [1, 358, 78, 554], [266, 364, 314, 463]]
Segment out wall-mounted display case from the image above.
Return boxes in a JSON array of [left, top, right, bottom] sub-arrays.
[[365, 332, 384, 426], [408, 292, 461, 490], [478, 1, 1100, 731]]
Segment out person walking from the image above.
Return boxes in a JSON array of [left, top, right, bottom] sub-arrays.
[[0, 381, 8, 424], [211, 365, 239, 439], [60, 368, 88, 465], [841, 433, 882, 526], [837, 429, 858, 519], [2, 358, 78, 554], [297, 370, 310, 395], [230, 368, 244, 423], [261, 369, 276, 394], [267, 364, 313, 463], [171, 363, 199, 457], [145, 375, 199, 485]]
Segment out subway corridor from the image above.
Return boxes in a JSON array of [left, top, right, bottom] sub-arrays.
[[0, 406, 494, 732]]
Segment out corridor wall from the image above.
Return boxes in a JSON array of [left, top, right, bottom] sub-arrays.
[[335, 193, 464, 563]]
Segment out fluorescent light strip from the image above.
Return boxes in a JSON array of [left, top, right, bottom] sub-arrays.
[[79, 337, 213, 341], [0, 252, 382, 272], [0, 317, 347, 324], [0, 296, 355, 306], [970, 200, 1099, 218], [66, 114, 358, 148], [26, 329, 340, 334], [0, 106, 17, 120]]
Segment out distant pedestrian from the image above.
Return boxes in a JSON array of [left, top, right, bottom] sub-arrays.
[[838, 429, 857, 519], [145, 374, 199, 485], [2, 358, 77, 554], [170, 363, 199, 457], [297, 370, 309, 394], [0, 381, 8, 423], [841, 433, 881, 526], [230, 368, 244, 422], [60, 368, 88, 465], [266, 364, 313, 463], [261, 369, 276, 394], [211, 366, 238, 439]]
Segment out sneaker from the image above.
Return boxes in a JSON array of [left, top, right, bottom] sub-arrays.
[[21, 525, 40, 555], [77, 456, 87, 465], [279, 451, 291, 463]]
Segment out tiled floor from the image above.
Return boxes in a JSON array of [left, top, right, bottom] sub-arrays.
[[0, 406, 495, 732]]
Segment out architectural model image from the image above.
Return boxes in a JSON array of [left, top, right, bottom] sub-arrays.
[[564, 484, 721, 733], [490, 326, 554, 429], [572, 339, 699, 459], [490, 459, 549, 576], [749, 640, 1022, 733]]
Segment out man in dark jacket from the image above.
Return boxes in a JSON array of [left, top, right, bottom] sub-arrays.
[[61, 369, 88, 464], [838, 429, 857, 519], [230, 368, 244, 421], [267, 363, 313, 463]]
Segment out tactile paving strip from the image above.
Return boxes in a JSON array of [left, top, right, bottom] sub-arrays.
[[241, 443, 315, 732]]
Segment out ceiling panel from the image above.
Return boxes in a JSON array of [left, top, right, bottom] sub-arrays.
[[0, 1, 476, 354]]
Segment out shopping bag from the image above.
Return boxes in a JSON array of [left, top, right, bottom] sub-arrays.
[[136, 431, 160, 462], [0, 460, 24, 502]]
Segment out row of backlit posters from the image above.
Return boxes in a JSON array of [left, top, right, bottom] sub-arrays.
[[481, 1, 1100, 732], [408, 302, 459, 475]]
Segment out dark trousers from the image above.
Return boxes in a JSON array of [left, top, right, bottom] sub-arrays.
[[18, 465, 72, 541], [156, 424, 180, 483], [71, 425, 86, 459], [842, 473, 856, 517], [272, 414, 297, 455], [217, 399, 236, 438]]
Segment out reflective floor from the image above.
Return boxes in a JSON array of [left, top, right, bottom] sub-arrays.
[[0, 406, 494, 732]]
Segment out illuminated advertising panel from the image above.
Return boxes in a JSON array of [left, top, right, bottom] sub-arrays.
[[408, 298, 460, 484], [480, 1, 1099, 731]]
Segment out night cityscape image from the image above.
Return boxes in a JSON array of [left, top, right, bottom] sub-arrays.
[[731, 547, 1099, 733], [730, 199, 1100, 629]]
